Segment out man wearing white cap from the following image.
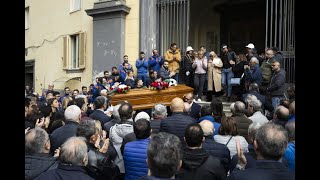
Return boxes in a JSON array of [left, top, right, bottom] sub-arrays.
[[183, 46, 195, 87], [246, 43, 255, 61]]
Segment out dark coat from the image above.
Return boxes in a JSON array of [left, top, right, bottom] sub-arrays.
[[159, 66, 171, 80], [50, 121, 79, 154], [34, 164, 93, 180], [231, 113, 253, 141], [150, 119, 161, 134], [160, 112, 196, 146], [25, 153, 58, 180], [267, 69, 286, 97], [139, 176, 176, 180], [242, 91, 274, 112], [89, 109, 112, 127], [86, 143, 121, 180], [177, 148, 226, 180], [103, 119, 121, 136], [228, 160, 294, 180], [202, 136, 231, 174], [189, 102, 201, 120]]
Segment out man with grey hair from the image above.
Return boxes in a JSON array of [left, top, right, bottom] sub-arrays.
[[229, 123, 294, 180], [140, 132, 182, 179], [151, 104, 167, 134], [231, 101, 253, 141], [242, 82, 274, 115], [25, 128, 58, 179], [35, 137, 93, 180], [50, 105, 81, 154], [248, 99, 269, 125], [200, 120, 231, 175], [244, 57, 262, 89]]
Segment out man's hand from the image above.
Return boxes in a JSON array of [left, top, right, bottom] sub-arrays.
[[25, 127, 30, 134], [99, 138, 110, 153], [236, 138, 247, 168], [35, 118, 45, 128], [186, 71, 190, 76], [54, 147, 60, 158], [229, 60, 235, 65]]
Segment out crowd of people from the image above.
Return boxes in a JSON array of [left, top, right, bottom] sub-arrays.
[[25, 42, 295, 180]]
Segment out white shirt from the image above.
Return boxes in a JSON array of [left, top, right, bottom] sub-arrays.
[[214, 135, 249, 158], [248, 111, 269, 125]]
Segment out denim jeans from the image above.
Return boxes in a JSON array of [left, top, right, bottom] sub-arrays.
[[137, 74, 148, 86], [173, 73, 179, 83], [194, 73, 206, 99], [272, 96, 283, 110], [221, 68, 234, 97]]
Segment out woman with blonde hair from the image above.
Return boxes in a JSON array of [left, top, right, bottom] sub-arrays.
[[207, 51, 223, 101]]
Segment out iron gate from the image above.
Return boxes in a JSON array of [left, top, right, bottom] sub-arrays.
[[265, 0, 295, 83]]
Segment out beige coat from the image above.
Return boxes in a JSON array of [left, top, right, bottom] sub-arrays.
[[165, 49, 181, 73], [207, 57, 223, 92]]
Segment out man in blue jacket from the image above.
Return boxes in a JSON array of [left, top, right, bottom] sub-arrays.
[[136, 51, 149, 86], [123, 119, 151, 180], [148, 49, 164, 73]]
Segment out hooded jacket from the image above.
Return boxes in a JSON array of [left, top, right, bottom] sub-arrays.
[[177, 148, 226, 180], [109, 120, 134, 173]]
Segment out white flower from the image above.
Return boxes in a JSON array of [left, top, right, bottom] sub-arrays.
[[118, 84, 128, 89]]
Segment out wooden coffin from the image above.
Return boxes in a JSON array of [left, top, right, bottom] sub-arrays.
[[110, 84, 193, 110]]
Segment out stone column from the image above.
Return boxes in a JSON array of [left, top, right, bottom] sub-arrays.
[[86, 0, 130, 77]]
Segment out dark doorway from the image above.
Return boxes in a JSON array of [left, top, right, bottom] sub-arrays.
[[218, 0, 266, 54], [189, 0, 266, 54], [25, 60, 34, 89]]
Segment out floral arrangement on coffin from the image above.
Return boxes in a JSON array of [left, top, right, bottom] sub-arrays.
[[109, 83, 129, 95], [150, 79, 170, 90]]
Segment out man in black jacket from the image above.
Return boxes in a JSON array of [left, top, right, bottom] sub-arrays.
[[160, 97, 196, 146], [267, 61, 286, 110], [199, 120, 231, 175], [76, 120, 120, 180], [25, 128, 58, 179], [89, 96, 112, 126], [50, 105, 81, 154], [177, 123, 226, 180]]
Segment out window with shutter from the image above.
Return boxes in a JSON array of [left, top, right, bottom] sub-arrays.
[[79, 32, 86, 69], [63, 36, 68, 69]]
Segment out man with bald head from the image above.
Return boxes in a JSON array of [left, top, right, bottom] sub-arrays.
[[160, 97, 196, 146], [267, 60, 286, 109], [271, 105, 290, 128], [200, 120, 231, 174]]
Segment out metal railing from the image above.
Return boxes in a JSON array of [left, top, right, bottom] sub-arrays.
[[266, 0, 295, 83]]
